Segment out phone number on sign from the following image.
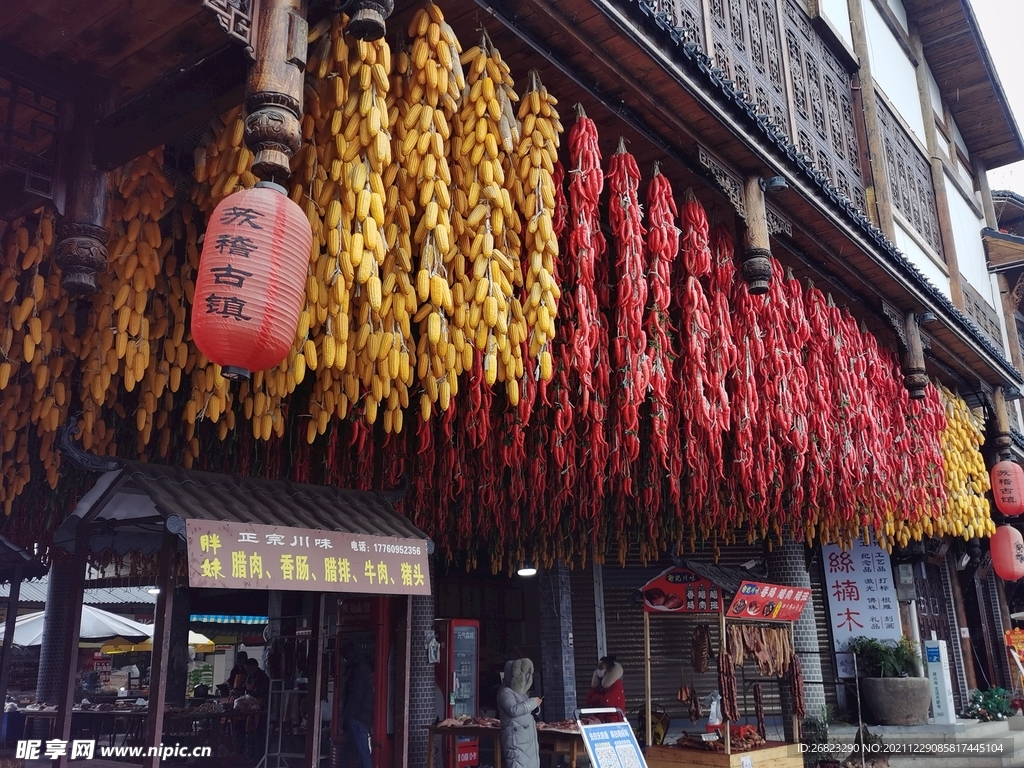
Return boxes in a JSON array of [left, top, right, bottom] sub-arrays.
[[800, 743, 1006, 755], [373, 543, 422, 555]]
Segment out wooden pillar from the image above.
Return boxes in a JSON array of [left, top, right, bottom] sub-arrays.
[[55, 535, 89, 768], [0, 566, 23, 708], [305, 593, 327, 767], [998, 273, 1024, 378], [741, 176, 772, 294], [900, 311, 928, 400], [847, 0, 897, 240], [394, 596, 413, 768], [909, 27, 965, 309], [55, 87, 116, 296], [976, 160, 1000, 230], [244, 0, 309, 182], [974, 575, 998, 688], [950, 568, 979, 692], [993, 387, 1013, 459], [143, 533, 177, 768]]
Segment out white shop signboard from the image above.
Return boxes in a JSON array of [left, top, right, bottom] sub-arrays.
[[823, 540, 903, 678]]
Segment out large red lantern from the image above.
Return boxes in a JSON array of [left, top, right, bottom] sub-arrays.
[[992, 460, 1024, 517], [991, 525, 1024, 581], [191, 182, 312, 380]]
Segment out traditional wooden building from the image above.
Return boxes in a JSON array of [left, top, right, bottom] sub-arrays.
[[2, 0, 1024, 765]]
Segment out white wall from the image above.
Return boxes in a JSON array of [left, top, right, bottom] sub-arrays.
[[864, 1, 926, 144], [820, 0, 853, 48], [894, 223, 951, 298], [946, 171, 993, 306]]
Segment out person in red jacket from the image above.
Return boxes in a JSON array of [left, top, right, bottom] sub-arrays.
[[585, 655, 625, 716]]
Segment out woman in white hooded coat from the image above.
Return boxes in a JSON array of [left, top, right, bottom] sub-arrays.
[[497, 658, 542, 768]]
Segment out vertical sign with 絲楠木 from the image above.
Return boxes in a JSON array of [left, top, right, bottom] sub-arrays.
[[823, 540, 903, 677], [185, 519, 431, 596]]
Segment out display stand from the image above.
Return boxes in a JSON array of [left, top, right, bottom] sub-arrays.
[[638, 563, 807, 768]]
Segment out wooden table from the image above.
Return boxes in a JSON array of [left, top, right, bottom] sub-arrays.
[[425, 724, 583, 768]]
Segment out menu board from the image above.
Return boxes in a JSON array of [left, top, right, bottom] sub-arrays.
[[640, 567, 721, 614], [580, 721, 648, 768], [727, 581, 811, 621], [823, 541, 902, 677]]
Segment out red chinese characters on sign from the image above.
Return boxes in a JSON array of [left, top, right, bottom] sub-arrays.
[[186, 519, 431, 596], [640, 567, 722, 613], [727, 581, 811, 621], [992, 461, 1024, 517]]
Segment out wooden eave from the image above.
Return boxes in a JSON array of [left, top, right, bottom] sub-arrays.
[[484, 0, 1020, 388], [984, 229, 1024, 274], [901, 0, 1024, 169]]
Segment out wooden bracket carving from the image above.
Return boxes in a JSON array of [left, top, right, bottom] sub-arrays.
[[765, 204, 791, 237], [882, 304, 928, 399], [697, 146, 745, 218], [881, 302, 908, 347], [203, 0, 259, 59], [244, 0, 308, 180], [741, 175, 771, 294]]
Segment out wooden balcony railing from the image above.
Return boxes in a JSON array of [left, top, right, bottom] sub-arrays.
[[640, 0, 867, 213]]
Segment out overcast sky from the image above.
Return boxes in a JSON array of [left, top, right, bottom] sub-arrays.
[[974, 0, 1024, 194]]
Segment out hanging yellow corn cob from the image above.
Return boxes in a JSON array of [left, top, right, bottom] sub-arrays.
[[516, 70, 562, 373], [405, 3, 465, 420], [456, 32, 525, 394]]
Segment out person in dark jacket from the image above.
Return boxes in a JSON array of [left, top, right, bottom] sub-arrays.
[[341, 640, 374, 768]]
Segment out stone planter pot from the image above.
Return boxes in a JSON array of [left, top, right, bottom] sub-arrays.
[[859, 677, 932, 725]]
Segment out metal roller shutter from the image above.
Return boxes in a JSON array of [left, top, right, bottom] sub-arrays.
[[570, 565, 599, 710], [599, 544, 798, 724]]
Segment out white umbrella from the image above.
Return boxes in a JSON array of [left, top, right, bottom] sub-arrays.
[[0, 605, 153, 647], [101, 630, 214, 655]]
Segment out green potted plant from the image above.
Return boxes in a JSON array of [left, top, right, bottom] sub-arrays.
[[846, 636, 931, 726]]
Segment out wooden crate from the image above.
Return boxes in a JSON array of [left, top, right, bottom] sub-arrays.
[[646, 741, 803, 768]]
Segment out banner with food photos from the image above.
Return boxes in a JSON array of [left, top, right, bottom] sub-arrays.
[[640, 567, 723, 613]]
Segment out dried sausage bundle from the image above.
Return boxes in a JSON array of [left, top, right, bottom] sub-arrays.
[[718, 650, 739, 722], [753, 684, 765, 740], [790, 653, 806, 718], [691, 624, 711, 673]]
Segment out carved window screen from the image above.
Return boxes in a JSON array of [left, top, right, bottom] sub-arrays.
[[783, 0, 865, 212], [876, 98, 943, 256], [0, 71, 59, 199], [962, 282, 1001, 348], [649, 0, 704, 46], [708, 0, 790, 136]]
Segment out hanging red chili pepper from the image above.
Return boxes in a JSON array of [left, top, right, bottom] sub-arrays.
[[608, 138, 647, 500]]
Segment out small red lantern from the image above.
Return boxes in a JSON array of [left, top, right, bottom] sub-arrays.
[[191, 182, 312, 380], [991, 525, 1024, 581], [992, 460, 1024, 517]]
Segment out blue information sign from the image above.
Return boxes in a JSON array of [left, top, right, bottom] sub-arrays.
[[579, 721, 648, 768]]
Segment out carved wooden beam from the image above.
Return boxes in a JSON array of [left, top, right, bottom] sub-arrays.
[[56, 88, 115, 296], [741, 175, 772, 295], [244, 0, 309, 181]]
